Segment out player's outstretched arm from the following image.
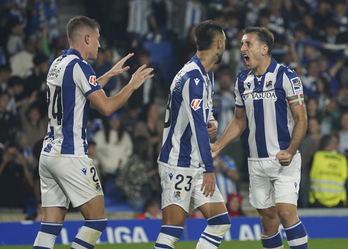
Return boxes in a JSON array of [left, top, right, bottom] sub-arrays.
[[212, 107, 246, 156], [88, 64, 154, 116], [97, 53, 134, 87]]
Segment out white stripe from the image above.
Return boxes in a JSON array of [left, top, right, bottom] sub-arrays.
[[288, 235, 308, 247]]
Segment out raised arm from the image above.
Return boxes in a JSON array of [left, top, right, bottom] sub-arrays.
[[88, 64, 154, 116]]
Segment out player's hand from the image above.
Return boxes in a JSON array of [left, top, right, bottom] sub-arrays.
[[275, 150, 293, 166], [129, 64, 154, 90], [210, 143, 220, 158], [109, 53, 134, 77], [201, 172, 216, 197], [207, 120, 218, 138]]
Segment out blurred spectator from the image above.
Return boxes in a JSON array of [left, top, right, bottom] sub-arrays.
[[10, 37, 36, 78], [135, 198, 162, 219], [306, 97, 321, 121], [127, 0, 161, 48], [31, 0, 60, 45], [128, 49, 165, 107], [223, 11, 240, 50], [92, 48, 117, 97], [268, 0, 285, 37], [320, 98, 341, 134], [120, 102, 140, 137], [226, 193, 245, 217], [0, 143, 32, 209], [134, 102, 163, 168], [6, 76, 26, 115], [0, 65, 11, 92], [338, 112, 348, 157], [316, 76, 334, 112], [213, 70, 235, 138], [0, 91, 17, 147], [174, 0, 207, 39], [116, 136, 159, 210], [281, 0, 301, 34], [313, 0, 333, 35], [309, 134, 347, 208], [177, 25, 197, 67], [245, 0, 266, 27], [213, 154, 239, 202], [94, 112, 133, 197], [24, 52, 48, 98], [6, 18, 25, 56], [19, 103, 48, 151], [299, 117, 322, 208], [332, 0, 348, 33]]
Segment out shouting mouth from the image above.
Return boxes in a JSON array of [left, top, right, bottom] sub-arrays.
[[243, 54, 250, 66]]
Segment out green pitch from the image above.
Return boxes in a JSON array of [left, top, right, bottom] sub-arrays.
[[2, 239, 348, 249]]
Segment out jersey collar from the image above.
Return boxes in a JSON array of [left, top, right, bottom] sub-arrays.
[[267, 58, 277, 73], [190, 54, 207, 75], [62, 48, 83, 59]]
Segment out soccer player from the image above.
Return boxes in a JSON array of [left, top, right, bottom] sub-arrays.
[[211, 27, 308, 249], [154, 20, 231, 249], [33, 16, 153, 249]]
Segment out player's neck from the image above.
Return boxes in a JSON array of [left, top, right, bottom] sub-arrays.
[[252, 57, 272, 76], [196, 51, 215, 73], [70, 45, 88, 61]]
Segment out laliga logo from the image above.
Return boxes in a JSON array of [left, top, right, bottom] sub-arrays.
[[89, 75, 97, 86], [191, 99, 202, 111]]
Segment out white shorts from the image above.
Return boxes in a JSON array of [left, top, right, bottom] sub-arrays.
[[39, 154, 103, 208], [248, 153, 301, 209], [159, 164, 224, 212]]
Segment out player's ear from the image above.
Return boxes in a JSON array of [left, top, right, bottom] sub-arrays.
[[261, 44, 268, 56], [85, 34, 90, 45]]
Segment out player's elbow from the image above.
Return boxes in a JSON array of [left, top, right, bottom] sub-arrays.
[[97, 106, 114, 117]]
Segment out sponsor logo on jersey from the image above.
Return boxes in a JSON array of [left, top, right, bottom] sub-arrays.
[[191, 99, 202, 111], [169, 173, 174, 180], [243, 94, 250, 101], [89, 75, 97, 86], [250, 91, 277, 100], [174, 191, 181, 200], [246, 82, 251, 89], [194, 78, 200, 85], [291, 77, 302, 93]]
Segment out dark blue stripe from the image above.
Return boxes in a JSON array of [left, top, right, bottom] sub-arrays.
[[39, 223, 62, 235], [207, 213, 231, 225], [254, 98, 268, 157], [82, 100, 90, 155], [33, 246, 50, 249], [61, 59, 78, 154], [261, 233, 283, 248], [178, 124, 192, 167], [285, 222, 307, 241], [84, 219, 107, 232], [290, 244, 308, 249], [154, 243, 173, 248], [202, 232, 222, 242], [161, 226, 183, 238], [275, 69, 291, 150], [73, 238, 94, 249], [201, 235, 220, 247]]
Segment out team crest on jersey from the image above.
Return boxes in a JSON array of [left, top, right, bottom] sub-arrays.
[[89, 75, 97, 86], [266, 80, 273, 89], [291, 77, 302, 94], [191, 99, 202, 111], [174, 191, 181, 200], [96, 182, 101, 191]]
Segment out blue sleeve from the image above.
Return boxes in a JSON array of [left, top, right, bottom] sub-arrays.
[[187, 76, 214, 173]]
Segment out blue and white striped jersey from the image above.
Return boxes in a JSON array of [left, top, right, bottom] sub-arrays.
[[235, 58, 304, 159], [158, 55, 215, 172], [41, 48, 102, 156]]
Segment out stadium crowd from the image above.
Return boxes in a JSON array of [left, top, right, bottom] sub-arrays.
[[0, 0, 347, 220]]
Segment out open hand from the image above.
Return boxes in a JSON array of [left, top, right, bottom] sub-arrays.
[[129, 64, 154, 90], [109, 53, 134, 77]]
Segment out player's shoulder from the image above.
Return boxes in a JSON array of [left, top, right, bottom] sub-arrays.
[[237, 69, 251, 81], [278, 64, 298, 80]]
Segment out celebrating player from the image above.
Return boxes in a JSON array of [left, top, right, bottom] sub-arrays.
[[33, 16, 153, 249], [211, 27, 308, 249], [154, 20, 231, 249]]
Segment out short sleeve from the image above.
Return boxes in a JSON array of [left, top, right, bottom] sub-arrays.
[[283, 67, 303, 98], [73, 60, 102, 96]]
